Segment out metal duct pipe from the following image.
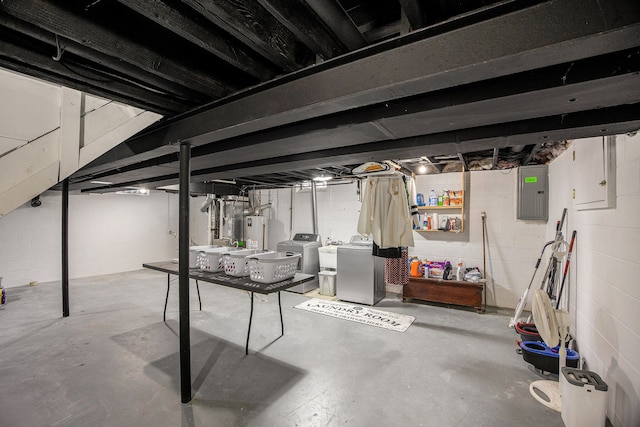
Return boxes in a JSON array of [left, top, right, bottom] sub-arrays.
[[199, 194, 214, 212], [311, 180, 318, 234], [199, 194, 215, 244]]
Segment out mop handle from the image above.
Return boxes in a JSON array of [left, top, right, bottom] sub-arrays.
[[555, 230, 577, 309]]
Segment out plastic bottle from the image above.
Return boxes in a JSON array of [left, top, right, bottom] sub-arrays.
[[424, 260, 431, 278], [437, 193, 443, 206], [443, 261, 452, 280], [410, 259, 424, 277], [443, 189, 450, 206], [429, 190, 437, 206], [456, 259, 464, 281]]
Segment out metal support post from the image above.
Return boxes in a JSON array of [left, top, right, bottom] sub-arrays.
[[179, 142, 192, 403], [62, 179, 69, 317]]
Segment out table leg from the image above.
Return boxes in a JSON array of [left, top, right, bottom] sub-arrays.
[[163, 273, 170, 322], [195, 280, 202, 311], [278, 292, 284, 337], [246, 292, 254, 356]]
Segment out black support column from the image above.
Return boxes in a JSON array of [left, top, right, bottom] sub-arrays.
[[62, 178, 69, 317], [179, 142, 192, 403]]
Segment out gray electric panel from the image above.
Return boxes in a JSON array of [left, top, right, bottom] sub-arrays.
[[517, 165, 548, 220]]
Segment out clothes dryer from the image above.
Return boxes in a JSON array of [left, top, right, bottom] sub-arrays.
[[276, 233, 321, 293]]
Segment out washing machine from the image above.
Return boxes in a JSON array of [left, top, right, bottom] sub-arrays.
[[276, 233, 321, 293], [337, 235, 385, 305]]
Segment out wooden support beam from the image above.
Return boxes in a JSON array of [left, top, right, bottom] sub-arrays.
[[116, 0, 279, 81], [399, 0, 426, 30], [256, 0, 346, 59], [304, 0, 367, 50], [0, 0, 236, 97], [0, 14, 206, 106], [0, 37, 186, 114], [181, 0, 312, 71]]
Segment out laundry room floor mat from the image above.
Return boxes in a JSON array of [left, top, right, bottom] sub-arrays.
[[294, 298, 415, 332]]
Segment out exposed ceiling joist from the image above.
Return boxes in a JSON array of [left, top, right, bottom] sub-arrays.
[[256, 0, 347, 59], [115, 0, 280, 81], [0, 0, 238, 97], [398, 0, 426, 30], [304, 0, 367, 49], [180, 0, 311, 71], [2, 0, 639, 194]]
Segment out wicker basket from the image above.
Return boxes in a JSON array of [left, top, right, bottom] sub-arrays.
[[248, 252, 301, 283], [223, 249, 271, 277]]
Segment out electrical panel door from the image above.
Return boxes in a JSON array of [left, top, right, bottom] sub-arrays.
[[517, 165, 548, 221]]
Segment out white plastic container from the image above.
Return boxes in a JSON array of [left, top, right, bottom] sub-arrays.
[[560, 367, 608, 427], [318, 271, 337, 296], [223, 249, 270, 277], [198, 247, 237, 272], [247, 252, 301, 284], [318, 245, 338, 270], [189, 245, 217, 268]]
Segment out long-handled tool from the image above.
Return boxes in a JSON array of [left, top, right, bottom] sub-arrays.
[[509, 239, 554, 328], [509, 208, 567, 328], [555, 230, 577, 309]]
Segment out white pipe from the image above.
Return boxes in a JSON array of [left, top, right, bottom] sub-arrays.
[[311, 180, 318, 234]]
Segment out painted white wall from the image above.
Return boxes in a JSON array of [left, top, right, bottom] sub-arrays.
[[548, 133, 640, 427], [0, 191, 210, 288], [412, 169, 549, 308], [258, 182, 362, 250], [257, 172, 549, 308]]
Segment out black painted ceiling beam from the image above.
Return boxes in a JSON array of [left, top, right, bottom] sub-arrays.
[[256, 0, 347, 59], [73, 45, 640, 180], [73, 0, 640, 177], [398, 0, 426, 30], [0, 0, 237, 98], [303, 0, 367, 50], [0, 13, 207, 105], [74, 103, 640, 192], [180, 0, 312, 71], [0, 44, 184, 116], [115, 0, 280, 81]]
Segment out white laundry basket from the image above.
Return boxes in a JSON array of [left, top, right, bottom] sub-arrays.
[[223, 249, 270, 277], [189, 245, 217, 268], [248, 252, 301, 284], [198, 247, 237, 272]]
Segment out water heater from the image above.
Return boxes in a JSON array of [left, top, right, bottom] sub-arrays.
[[244, 216, 268, 250]]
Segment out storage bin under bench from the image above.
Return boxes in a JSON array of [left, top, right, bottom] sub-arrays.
[[403, 277, 484, 313]]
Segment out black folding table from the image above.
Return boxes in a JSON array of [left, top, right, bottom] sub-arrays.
[[143, 262, 314, 354]]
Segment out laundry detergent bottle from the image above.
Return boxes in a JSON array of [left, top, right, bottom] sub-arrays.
[[429, 190, 437, 206]]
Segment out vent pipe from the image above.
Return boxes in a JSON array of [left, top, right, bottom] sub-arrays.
[[311, 180, 318, 234]]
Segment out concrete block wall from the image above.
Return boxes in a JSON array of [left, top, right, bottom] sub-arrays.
[[259, 172, 548, 308], [549, 133, 640, 427], [411, 170, 548, 308]]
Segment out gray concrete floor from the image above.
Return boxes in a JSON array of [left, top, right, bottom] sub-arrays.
[[0, 270, 564, 427]]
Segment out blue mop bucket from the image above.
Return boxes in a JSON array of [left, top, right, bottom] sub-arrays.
[[520, 341, 579, 374]]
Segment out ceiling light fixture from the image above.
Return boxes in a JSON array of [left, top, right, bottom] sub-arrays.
[[418, 164, 427, 174], [115, 188, 150, 196], [312, 175, 332, 182]]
